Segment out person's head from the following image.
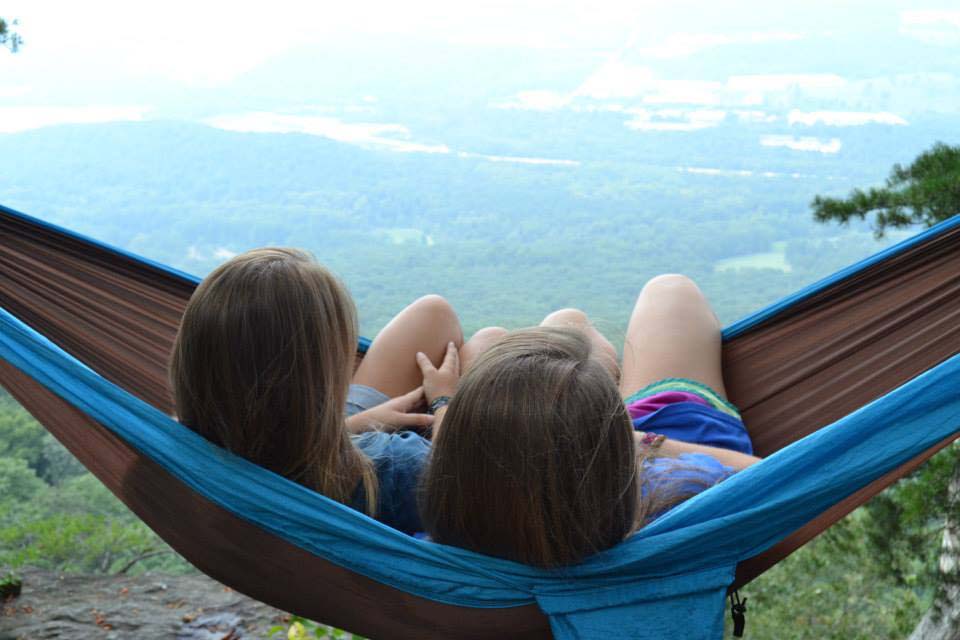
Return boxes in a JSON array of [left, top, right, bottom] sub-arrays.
[[420, 326, 638, 568], [170, 248, 375, 511]]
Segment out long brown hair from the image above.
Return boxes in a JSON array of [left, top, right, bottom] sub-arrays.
[[169, 248, 377, 513], [421, 326, 638, 568]]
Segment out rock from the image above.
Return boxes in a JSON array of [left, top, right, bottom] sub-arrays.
[[0, 568, 288, 640]]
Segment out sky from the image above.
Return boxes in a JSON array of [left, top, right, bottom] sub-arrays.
[[1, 1, 959, 135], [4, 1, 958, 87]]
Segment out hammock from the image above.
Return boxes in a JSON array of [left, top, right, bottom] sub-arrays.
[[1, 203, 959, 639]]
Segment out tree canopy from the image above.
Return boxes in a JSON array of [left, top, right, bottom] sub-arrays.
[[813, 142, 960, 640], [0, 18, 22, 53], [812, 142, 960, 236]]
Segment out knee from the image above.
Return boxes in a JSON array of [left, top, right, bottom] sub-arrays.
[[542, 307, 589, 326], [411, 295, 462, 340], [647, 273, 694, 287], [637, 274, 718, 326], [471, 326, 508, 342], [639, 274, 705, 301], [412, 294, 455, 318]]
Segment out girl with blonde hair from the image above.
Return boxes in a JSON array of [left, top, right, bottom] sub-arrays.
[[170, 247, 469, 534]]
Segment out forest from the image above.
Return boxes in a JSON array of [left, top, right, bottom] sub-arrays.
[[0, 119, 957, 639]]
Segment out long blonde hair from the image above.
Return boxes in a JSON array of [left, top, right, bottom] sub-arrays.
[[170, 248, 377, 513]]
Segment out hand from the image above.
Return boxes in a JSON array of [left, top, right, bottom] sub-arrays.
[[345, 387, 434, 434], [417, 342, 460, 404]]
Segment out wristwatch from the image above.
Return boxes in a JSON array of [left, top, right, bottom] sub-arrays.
[[428, 395, 452, 415]]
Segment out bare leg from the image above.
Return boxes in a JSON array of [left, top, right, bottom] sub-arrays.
[[620, 274, 725, 400], [353, 295, 464, 398], [460, 326, 508, 375], [540, 308, 619, 381]]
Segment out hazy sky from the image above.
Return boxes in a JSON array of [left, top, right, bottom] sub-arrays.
[[2, 1, 958, 134], [4, 1, 958, 88], [2, 1, 644, 88]]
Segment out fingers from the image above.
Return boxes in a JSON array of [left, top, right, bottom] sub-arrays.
[[440, 341, 460, 375], [416, 351, 437, 376], [389, 386, 425, 410], [394, 411, 435, 429]]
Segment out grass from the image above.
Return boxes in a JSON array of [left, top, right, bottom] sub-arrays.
[[714, 241, 791, 273]]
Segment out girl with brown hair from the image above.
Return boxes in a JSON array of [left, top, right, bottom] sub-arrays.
[[420, 274, 760, 567], [169, 247, 469, 534]]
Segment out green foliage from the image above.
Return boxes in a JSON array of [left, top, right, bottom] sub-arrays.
[[0, 394, 45, 472], [32, 473, 139, 520], [0, 391, 192, 576], [1, 512, 151, 573], [0, 17, 21, 52], [0, 394, 85, 484], [0, 570, 22, 599], [0, 457, 45, 504], [268, 616, 364, 639], [857, 445, 956, 588], [744, 508, 929, 640], [812, 142, 960, 236], [39, 433, 86, 485]]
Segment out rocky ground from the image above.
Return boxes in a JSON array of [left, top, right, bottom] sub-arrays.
[[0, 568, 290, 640]]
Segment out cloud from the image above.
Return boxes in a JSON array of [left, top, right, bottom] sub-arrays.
[[735, 110, 778, 123], [626, 109, 727, 131], [900, 10, 960, 45], [0, 86, 31, 98], [636, 31, 803, 59], [187, 246, 240, 262], [0, 105, 148, 133], [761, 135, 841, 153], [205, 112, 451, 154], [681, 166, 755, 177], [641, 81, 725, 105], [726, 74, 848, 92], [636, 33, 733, 58], [901, 9, 960, 25], [680, 165, 817, 179], [3, 0, 654, 89], [573, 63, 725, 104], [213, 247, 238, 260], [787, 110, 908, 126], [724, 74, 848, 106], [574, 60, 658, 99], [458, 152, 579, 166], [495, 90, 572, 111], [564, 69, 848, 108], [207, 111, 578, 166]]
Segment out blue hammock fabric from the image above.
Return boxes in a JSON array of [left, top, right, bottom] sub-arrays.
[[3, 275, 960, 638]]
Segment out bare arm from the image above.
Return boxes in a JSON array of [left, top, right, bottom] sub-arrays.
[[344, 387, 434, 434], [635, 432, 761, 470]]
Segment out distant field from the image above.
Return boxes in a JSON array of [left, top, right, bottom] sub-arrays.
[[377, 227, 436, 246], [714, 241, 791, 273]]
